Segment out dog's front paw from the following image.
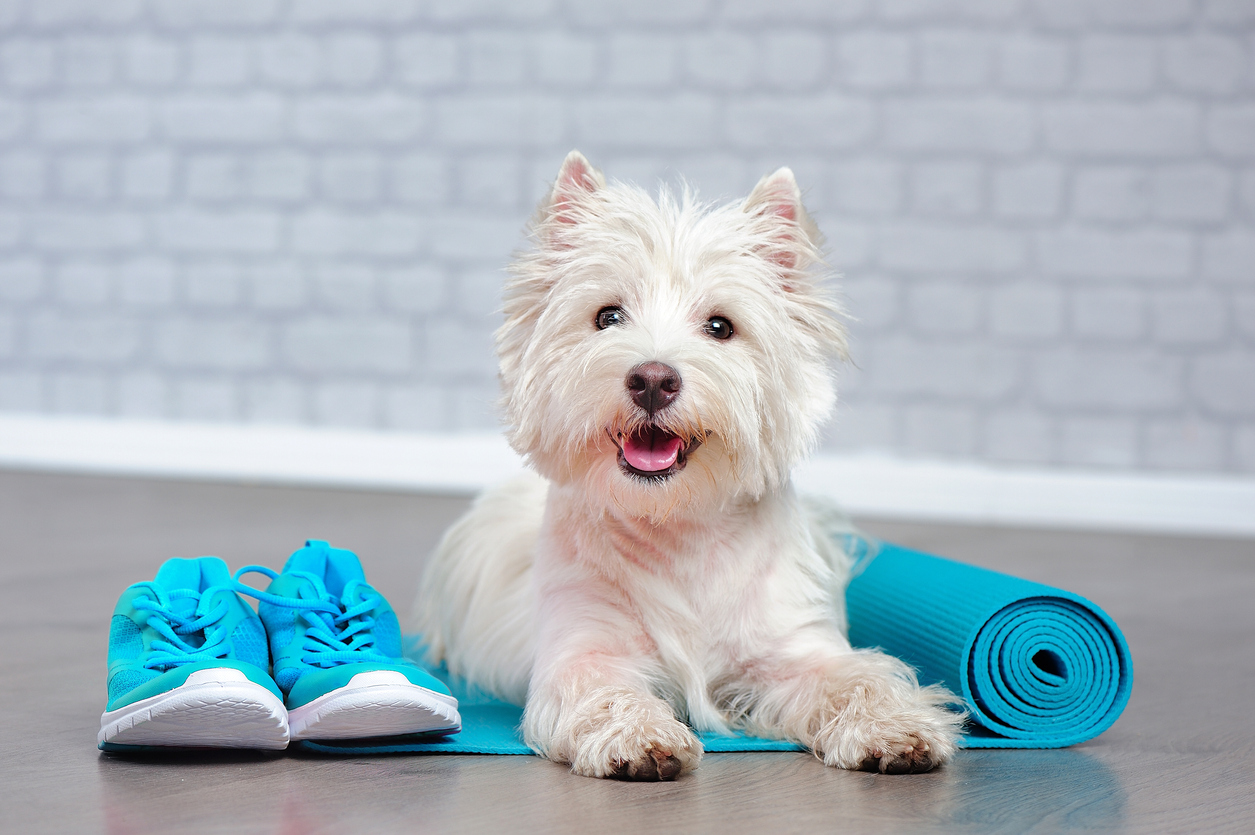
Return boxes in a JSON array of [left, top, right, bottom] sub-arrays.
[[553, 686, 703, 781], [609, 745, 686, 781], [855, 735, 940, 774], [814, 684, 962, 774]]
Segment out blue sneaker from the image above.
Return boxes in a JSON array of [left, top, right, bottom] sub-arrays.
[[236, 540, 460, 741], [99, 557, 289, 751]]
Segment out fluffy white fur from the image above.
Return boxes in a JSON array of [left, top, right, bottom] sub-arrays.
[[416, 151, 963, 780]]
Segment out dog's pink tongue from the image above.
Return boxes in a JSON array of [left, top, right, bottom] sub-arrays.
[[623, 429, 683, 472]]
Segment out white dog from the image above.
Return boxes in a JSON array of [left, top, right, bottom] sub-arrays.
[[416, 151, 962, 780]]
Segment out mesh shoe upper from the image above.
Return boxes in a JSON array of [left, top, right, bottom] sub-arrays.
[[104, 556, 281, 712]]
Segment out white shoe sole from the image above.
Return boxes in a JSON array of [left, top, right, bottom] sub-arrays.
[[99, 668, 290, 750], [288, 671, 461, 741]]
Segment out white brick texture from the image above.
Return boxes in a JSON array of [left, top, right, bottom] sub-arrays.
[[0, 1, 1251, 474]]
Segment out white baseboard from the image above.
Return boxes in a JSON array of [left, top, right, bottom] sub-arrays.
[[0, 414, 523, 495], [792, 455, 1255, 538], [2, 414, 1252, 539]]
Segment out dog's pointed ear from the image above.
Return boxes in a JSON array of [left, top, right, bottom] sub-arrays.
[[744, 167, 802, 224], [742, 167, 821, 278], [546, 150, 605, 228]]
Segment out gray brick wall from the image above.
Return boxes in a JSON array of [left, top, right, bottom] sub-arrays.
[[1, 0, 1253, 474]]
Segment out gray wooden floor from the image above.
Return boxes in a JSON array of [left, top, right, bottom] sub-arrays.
[[1, 469, 1252, 834]]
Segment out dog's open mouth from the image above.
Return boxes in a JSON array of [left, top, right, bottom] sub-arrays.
[[609, 426, 702, 481]]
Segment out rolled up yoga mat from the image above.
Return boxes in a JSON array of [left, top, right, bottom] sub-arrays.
[[299, 538, 1131, 755], [845, 539, 1133, 749]]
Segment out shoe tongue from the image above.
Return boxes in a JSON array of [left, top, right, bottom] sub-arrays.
[[283, 540, 366, 599], [169, 597, 199, 619], [622, 427, 683, 472], [153, 557, 232, 617], [154, 557, 204, 595]]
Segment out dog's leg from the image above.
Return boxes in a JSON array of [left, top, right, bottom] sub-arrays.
[[521, 616, 703, 780], [731, 638, 963, 773]]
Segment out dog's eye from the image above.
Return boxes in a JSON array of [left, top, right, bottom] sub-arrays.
[[596, 306, 625, 329], [704, 316, 734, 340]]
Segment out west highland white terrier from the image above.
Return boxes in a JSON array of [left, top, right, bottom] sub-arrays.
[[416, 151, 963, 780]]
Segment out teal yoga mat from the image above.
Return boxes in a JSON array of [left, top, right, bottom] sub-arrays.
[[846, 540, 1133, 749], [298, 666, 806, 756], [299, 539, 1131, 755]]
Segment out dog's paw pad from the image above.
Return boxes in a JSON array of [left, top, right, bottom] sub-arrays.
[[609, 748, 682, 782], [858, 739, 938, 774]]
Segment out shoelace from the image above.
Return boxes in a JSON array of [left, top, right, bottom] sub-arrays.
[[233, 566, 389, 667], [132, 586, 232, 670]]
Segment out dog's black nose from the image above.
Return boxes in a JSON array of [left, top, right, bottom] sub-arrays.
[[626, 362, 681, 415]]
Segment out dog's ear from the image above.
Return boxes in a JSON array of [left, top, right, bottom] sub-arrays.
[[743, 167, 845, 359], [546, 150, 605, 228], [742, 167, 822, 278]]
